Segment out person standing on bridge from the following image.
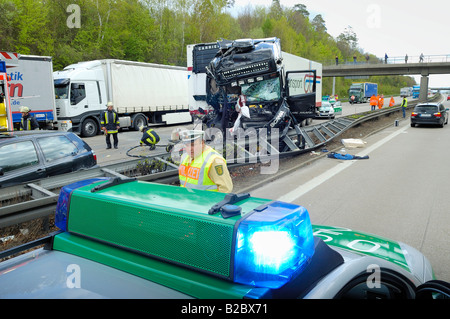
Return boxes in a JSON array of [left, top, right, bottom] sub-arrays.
[[419, 53, 424, 62], [401, 96, 408, 118], [178, 130, 233, 193], [370, 94, 378, 111], [384, 53, 388, 64], [405, 54, 408, 63], [389, 96, 395, 107]]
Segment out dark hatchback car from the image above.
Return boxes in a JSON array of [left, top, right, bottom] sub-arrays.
[[411, 103, 449, 128], [0, 131, 97, 188]]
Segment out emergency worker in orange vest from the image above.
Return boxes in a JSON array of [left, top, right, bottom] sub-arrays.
[[389, 96, 395, 107], [378, 94, 384, 109], [370, 94, 378, 111], [178, 130, 233, 193]]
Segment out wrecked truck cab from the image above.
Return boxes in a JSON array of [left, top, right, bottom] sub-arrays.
[[201, 38, 319, 135]]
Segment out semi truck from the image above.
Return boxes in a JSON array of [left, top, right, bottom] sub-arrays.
[[412, 85, 420, 99], [0, 51, 56, 130], [348, 82, 378, 103], [400, 87, 413, 97], [187, 38, 322, 134], [53, 59, 191, 137]]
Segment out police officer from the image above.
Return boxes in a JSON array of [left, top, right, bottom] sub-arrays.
[[19, 106, 39, 131], [139, 125, 160, 150], [101, 102, 120, 149], [178, 130, 233, 193]]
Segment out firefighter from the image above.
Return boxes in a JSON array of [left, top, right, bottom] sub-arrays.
[[178, 130, 233, 193], [101, 102, 120, 149], [369, 94, 378, 111], [139, 125, 160, 150], [19, 106, 39, 130]]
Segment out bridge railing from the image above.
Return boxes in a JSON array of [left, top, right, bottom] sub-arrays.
[[320, 54, 450, 66]]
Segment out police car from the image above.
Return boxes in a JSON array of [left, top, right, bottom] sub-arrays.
[[0, 177, 449, 300]]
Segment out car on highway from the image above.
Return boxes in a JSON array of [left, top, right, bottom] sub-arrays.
[[316, 101, 335, 119], [0, 177, 449, 300], [410, 102, 449, 128], [0, 131, 97, 188], [333, 101, 342, 115]]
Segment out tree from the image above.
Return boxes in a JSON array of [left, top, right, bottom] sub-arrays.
[[311, 14, 326, 33]]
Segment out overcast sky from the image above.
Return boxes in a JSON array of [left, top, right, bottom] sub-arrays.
[[229, 0, 450, 87]]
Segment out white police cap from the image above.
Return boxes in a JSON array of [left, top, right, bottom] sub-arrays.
[[180, 130, 205, 142]]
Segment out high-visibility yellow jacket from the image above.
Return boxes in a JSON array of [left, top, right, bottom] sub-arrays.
[[401, 98, 408, 107], [179, 146, 224, 192]]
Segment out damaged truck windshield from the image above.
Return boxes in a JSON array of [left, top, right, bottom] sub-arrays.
[[187, 37, 322, 139]]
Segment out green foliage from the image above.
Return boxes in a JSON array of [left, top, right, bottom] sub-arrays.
[[0, 0, 414, 94]]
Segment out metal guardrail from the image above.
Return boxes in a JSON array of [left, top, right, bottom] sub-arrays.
[[0, 96, 438, 229]]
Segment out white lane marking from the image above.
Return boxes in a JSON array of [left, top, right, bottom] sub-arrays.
[[277, 124, 410, 203]]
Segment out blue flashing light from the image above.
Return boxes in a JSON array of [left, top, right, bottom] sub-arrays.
[[233, 201, 315, 289], [55, 178, 110, 231]]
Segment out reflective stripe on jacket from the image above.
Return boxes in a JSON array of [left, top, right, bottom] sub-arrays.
[[20, 116, 38, 131], [140, 129, 160, 146], [179, 147, 223, 191], [101, 111, 120, 133]]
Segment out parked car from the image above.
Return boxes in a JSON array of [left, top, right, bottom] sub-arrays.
[[316, 101, 335, 119], [410, 103, 449, 128], [0, 131, 97, 188]]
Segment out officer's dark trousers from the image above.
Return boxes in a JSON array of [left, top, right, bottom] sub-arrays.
[[106, 133, 118, 148]]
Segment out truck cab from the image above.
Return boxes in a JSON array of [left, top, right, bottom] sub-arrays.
[[54, 61, 107, 137], [189, 38, 318, 137]]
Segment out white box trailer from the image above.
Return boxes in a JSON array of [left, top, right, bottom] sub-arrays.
[[0, 52, 56, 129], [53, 59, 191, 137]]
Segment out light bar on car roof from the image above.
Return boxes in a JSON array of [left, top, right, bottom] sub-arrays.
[[55, 178, 315, 289]]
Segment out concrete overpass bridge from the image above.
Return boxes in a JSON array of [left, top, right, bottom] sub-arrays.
[[323, 60, 450, 102]]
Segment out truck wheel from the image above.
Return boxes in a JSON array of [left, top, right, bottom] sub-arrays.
[[81, 118, 98, 137], [132, 114, 147, 131]]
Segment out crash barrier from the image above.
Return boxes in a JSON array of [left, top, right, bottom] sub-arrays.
[[0, 95, 439, 229]]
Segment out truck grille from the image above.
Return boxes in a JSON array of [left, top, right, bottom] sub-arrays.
[[221, 61, 270, 80]]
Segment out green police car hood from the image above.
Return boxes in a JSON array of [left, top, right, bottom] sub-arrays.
[[311, 225, 434, 282]]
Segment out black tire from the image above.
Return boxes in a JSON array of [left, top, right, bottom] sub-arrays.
[[81, 118, 99, 137], [132, 114, 147, 131], [410, 123, 415, 127]]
